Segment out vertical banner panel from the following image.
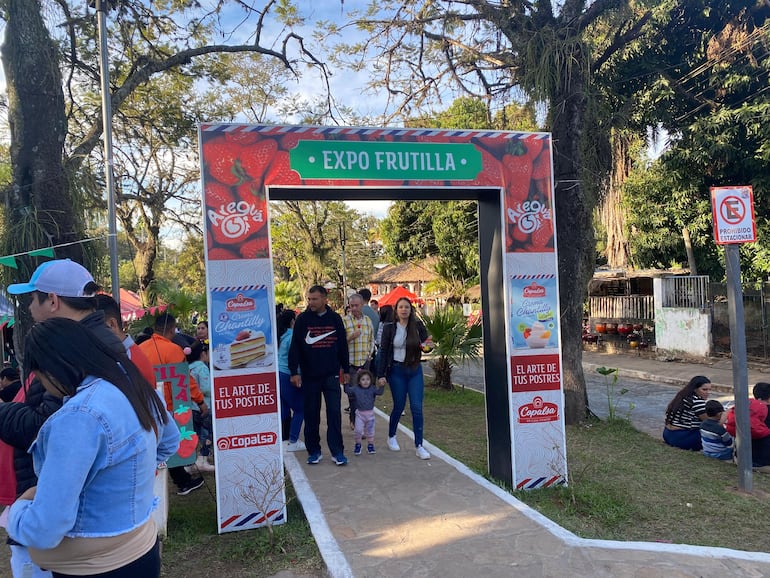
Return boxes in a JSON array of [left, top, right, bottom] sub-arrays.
[[200, 125, 285, 533]]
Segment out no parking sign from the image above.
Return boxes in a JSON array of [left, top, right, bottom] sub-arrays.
[[711, 186, 756, 245]]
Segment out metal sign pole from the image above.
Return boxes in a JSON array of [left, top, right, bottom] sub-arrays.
[[725, 244, 752, 491]]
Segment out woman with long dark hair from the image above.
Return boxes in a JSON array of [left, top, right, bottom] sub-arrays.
[[278, 309, 304, 451], [8, 318, 178, 578], [376, 297, 433, 460], [663, 375, 712, 450]]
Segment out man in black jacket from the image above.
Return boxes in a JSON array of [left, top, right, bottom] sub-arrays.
[[288, 285, 350, 466], [1, 259, 126, 577]]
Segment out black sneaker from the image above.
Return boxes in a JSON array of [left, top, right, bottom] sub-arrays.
[[177, 477, 204, 496]]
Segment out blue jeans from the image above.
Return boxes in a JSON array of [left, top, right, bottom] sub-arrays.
[[388, 362, 424, 447], [279, 371, 304, 443], [663, 427, 702, 451]]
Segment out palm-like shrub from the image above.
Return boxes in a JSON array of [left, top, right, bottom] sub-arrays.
[[422, 305, 482, 390]]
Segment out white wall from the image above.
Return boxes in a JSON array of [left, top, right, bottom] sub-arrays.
[[653, 278, 711, 357]]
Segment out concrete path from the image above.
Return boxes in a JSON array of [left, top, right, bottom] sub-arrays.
[[285, 351, 770, 577]]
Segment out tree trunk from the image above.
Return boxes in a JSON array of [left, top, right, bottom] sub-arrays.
[[600, 131, 634, 269], [2, 0, 81, 258], [551, 71, 593, 424], [2, 0, 85, 362], [430, 357, 453, 390], [683, 227, 698, 275]]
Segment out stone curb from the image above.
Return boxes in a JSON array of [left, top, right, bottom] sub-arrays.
[[582, 362, 735, 395]]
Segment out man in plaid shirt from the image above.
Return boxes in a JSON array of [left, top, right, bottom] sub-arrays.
[[343, 293, 375, 427]]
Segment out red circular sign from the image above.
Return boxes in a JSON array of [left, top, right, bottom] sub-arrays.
[[719, 196, 745, 225]]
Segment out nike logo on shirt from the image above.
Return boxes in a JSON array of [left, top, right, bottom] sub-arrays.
[[305, 330, 335, 345]]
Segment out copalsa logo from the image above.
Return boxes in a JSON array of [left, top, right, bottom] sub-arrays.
[[217, 432, 277, 450], [518, 396, 559, 424]]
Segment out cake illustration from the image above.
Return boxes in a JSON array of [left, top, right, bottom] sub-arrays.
[[229, 329, 266, 367]]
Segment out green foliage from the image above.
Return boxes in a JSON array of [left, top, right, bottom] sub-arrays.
[[274, 280, 304, 311], [269, 201, 382, 292], [381, 200, 479, 292], [595, 367, 632, 421], [422, 305, 482, 389]]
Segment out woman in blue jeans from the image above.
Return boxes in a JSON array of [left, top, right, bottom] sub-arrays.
[[376, 297, 433, 460], [277, 309, 305, 451]]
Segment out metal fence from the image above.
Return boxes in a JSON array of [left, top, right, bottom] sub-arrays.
[[710, 282, 770, 360], [588, 295, 654, 320], [661, 275, 710, 308]]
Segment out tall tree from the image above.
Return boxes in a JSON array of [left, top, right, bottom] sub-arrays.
[[620, 1, 770, 281], [345, 1, 655, 422], [270, 201, 381, 299], [0, 0, 329, 350]]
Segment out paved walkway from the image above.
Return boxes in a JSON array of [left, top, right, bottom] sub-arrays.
[[285, 351, 770, 577]]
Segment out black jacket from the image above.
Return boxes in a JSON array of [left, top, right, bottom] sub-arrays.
[[0, 310, 126, 498], [376, 320, 428, 379], [0, 379, 22, 403], [288, 305, 349, 379]]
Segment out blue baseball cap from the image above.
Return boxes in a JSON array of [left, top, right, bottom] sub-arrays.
[[7, 259, 96, 297]]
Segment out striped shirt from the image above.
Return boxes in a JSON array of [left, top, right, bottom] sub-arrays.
[[343, 314, 374, 367], [700, 418, 733, 457], [666, 394, 707, 429]]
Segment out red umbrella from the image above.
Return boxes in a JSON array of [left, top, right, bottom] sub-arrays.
[[378, 286, 422, 307]]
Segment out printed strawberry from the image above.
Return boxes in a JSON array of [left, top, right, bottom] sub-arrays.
[[240, 139, 278, 182], [174, 404, 193, 425], [225, 130, 262, 146], [234, 181, 267, 233], [531, 219, 554, 251], [531, 148, 551, 181], [471, 150, 505, 186], [235, 330, 251, 341], [239, 235, 270, 259], [503, 153, 533, 204], [279, 131, 325, 151], [511, 222, 529, 243], [264, 151, 302, 186], [204, 181, 235, 211], [524, 137, 545, 161], [523, 328, 532, 339], [207, 247, 239, 260], [203, 138, 244, 186], [177, 427, 199, 458]]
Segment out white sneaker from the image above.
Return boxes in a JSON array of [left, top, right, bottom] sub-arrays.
[[416, 445, 431, 460], [387, 436, 400, 451], [195, 455, 216, 472], [286, 440, 306, 452]]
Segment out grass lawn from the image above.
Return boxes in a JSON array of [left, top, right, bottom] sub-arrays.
[[160, 475, 325, 577], [26, 381, 763, 578], [382, 382, 770, 554]]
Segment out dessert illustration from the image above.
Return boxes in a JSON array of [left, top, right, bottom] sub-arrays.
[[524, 321, 551, 348], [228, 329, 266, 367]]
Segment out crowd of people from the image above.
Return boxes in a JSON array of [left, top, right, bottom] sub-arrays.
[[0, 263, 433, 577], [283, 285, 433, 465]]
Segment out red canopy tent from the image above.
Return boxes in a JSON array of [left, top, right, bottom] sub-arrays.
[[377, 286, 423, 307], [119, 288, 167, 322]]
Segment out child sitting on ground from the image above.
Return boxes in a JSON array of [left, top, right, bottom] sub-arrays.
[[343, 370, 384, 455], [700, 400, 734, 461]]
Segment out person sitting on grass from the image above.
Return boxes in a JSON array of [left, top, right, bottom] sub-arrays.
[[700, 400, 733, 461], [663, 375, 711, 450], [725, 382, 770, 471]]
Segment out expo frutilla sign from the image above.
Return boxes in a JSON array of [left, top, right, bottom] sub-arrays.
[[289, 140, 482, 181]]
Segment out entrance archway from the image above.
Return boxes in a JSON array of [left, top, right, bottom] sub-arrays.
[[200, 125, 566, 533]]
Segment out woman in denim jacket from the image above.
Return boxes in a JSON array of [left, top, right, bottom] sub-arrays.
[[8, 318, 179, 578]]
